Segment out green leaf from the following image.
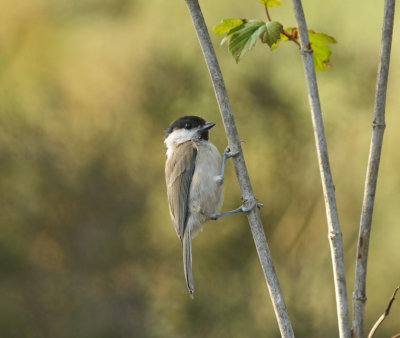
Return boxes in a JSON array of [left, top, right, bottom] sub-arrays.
[[224, 20, 266, 62], [260, 21, 283, 48], [213, 18, 245, 35], [260, 0, 281, 8], [308, 31, 337, 71], [308, 31, 337, 44], [276, 27, 337, 71]]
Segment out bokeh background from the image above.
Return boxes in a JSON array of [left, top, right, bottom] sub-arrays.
[[1, 0, 399, 337]]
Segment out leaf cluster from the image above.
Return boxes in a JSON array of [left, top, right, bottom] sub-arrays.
[[213, 0, 337, 71], [214, 19, 283, 62]]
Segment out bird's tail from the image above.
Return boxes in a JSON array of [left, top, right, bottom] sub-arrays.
[[182, 227, 194, 296]]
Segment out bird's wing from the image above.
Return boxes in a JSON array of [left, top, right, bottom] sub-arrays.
[[165, 141, 197, 240]]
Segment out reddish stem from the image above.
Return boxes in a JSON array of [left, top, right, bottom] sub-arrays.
[[264, 4, 272, 21], [282, 31, 301, 48]]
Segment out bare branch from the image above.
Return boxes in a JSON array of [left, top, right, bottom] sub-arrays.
[[352, 1, 396, 337], [183, 1, 294, 337], [368, 286, 400, 338], [290, 1, 350, 337]]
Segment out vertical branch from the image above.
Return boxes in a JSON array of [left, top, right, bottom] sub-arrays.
[[352, 1, 396, 337], [183, 0, 294, 337], [290, 1, 351, 337]]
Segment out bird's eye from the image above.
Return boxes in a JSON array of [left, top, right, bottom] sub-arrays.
[[185, 123, 191, 129]]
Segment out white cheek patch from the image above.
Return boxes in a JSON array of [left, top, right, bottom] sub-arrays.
[[164, 128, 198, 158]]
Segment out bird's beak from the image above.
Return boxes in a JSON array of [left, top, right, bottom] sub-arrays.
[[201, 121, 216, 130]]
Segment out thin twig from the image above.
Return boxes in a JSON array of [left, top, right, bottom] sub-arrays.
[[281, 31, 301, 48], [290, 1, 351, 337], [352, 1, 396, 337], [264, 4, 272, 22], [183, 1, 294, 337], [367, 286, 400, 338]]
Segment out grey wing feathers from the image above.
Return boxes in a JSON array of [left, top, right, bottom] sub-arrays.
[[183, 227, 194, 294], [165, 141, 197, 240]]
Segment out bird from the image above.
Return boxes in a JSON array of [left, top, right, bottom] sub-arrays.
[[164, 115, 250, 295]]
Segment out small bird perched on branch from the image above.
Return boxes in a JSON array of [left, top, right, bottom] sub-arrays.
[[164, 115, 253, 295]]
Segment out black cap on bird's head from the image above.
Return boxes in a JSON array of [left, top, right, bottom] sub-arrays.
[[165, 115, 215, 141]]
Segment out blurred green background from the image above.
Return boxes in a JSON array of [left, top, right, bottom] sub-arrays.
[[1, 0, 399, 337]]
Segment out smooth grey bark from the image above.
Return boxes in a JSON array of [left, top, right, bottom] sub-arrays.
[[183, 0, 294, 337], [352, 1, 396, 337], [291, 1, 351, 337]]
